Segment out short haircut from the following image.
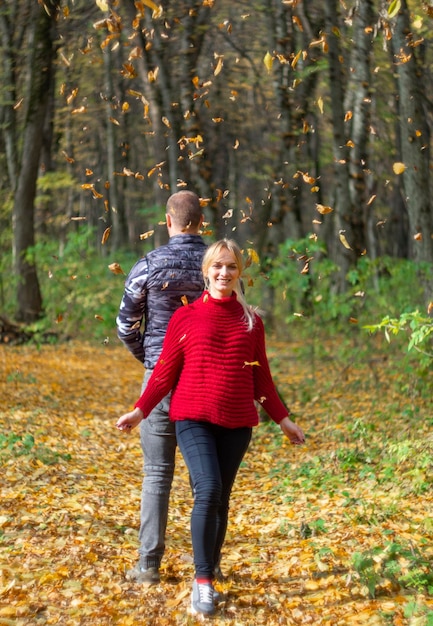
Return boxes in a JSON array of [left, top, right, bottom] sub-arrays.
[[166, 190, 202, 230]]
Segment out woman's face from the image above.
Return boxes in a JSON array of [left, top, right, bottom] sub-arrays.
[[206, 248, 240, 299]]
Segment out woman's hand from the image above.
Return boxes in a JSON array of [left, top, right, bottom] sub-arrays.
[[279, 416, 305, 445], [116, 407, 144, 432]]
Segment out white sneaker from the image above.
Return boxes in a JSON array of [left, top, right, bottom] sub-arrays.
[[191, 579, 215, 615]]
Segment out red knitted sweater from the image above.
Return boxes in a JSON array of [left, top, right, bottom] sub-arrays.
[[135, 291, 289, 428]]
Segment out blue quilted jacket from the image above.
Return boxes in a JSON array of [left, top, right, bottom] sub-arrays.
[[116, 234, 206, 368]]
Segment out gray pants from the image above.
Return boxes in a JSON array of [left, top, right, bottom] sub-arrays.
[[138, 369, 176, 569]]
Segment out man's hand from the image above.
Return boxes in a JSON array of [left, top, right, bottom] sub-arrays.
[[116, 407, 144, 432], [279, 416, 305, 445]]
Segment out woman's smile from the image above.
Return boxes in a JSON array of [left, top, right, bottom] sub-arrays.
[[206, 250, 240, 298]]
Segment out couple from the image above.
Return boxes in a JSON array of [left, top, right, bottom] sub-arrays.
[[116, 190, 304, 616]]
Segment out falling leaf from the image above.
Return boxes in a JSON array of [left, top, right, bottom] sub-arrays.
[[101, 227, 111, 245], [339, 231, 352, 249], [62, 151, 75, 163], [243, 361, 260, 367], [349, 317, 358, 324], [296, 171, 316, 184], [181, 295, 188, 306], [413, 232, 422, 241], [316, 204, 333, 215], [108, 262, 125, 275], [94, 315, 104, 321], [291, 49, 302, 69], [139, 230, 154, 240], [263, 51, 273, 73], [246, 248, 260, 264], [317, 96, 324, 114], [96, 0, 109, 10], [427, 302, 433, 315], [214, 55, 224, 76], [142, 0, 163, 17], [393, 162, 406, 175]]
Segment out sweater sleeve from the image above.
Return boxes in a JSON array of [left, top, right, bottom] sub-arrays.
[[252, 316, 290, 424], [134, 310, 185, 416]]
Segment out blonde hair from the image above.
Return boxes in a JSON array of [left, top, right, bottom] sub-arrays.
[[202, 239, 255, 331]]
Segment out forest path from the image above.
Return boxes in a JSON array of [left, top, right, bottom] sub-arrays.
[[1, 340, 432, 625]]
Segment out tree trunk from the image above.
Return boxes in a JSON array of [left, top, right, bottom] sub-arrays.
[[324, 0, 357, 290], [389, 0, 433, 280], [8, 0, 60, 322], [344, 0, 374, 257]]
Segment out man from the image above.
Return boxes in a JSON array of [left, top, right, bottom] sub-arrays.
[[116, 190, 206, 584]]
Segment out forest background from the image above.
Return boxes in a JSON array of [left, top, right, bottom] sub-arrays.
[[1, 0, 433, 624]]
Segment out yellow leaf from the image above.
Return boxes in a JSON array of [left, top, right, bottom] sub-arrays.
[[141, 0, 163, 18], [214, 55, 224, 76], [413, 232, 422, 241], [317, 96, 324, 114], [101, 226, 111, 245], [181, 295, 189, 306], [139, 230, 154, 240], [339, 231, 352, 249], [96, 0, 109, 11], [393, 162, 406, 174], [264, 51, 273, 72], [316, 203, 333, 215], [291, 49, 302, 69], [243, 361, 260, 367], [108, 262, 125, 275], [246, 248, 260, 264]]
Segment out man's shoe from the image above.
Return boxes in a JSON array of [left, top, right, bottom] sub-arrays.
[[191, 580, 215, 616], [213, 564, 225, 581], [126, 564, 160, 584]]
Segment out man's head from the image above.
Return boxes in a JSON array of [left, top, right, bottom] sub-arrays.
[[166, 190, 203, 235]]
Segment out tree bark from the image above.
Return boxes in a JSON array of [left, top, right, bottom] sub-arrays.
[[4, 0, 60, 322], [389, 0, 433, 277], [324, 0, 357, 289]]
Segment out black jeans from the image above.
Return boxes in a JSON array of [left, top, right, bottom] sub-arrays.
[[175, 420, 252, 579]]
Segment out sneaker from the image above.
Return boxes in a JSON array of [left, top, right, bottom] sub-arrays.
[[191, 580, 215, 616], [126, 563, 160, 584]]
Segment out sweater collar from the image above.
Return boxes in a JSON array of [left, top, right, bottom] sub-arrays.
[[202, 290, 238, 305]]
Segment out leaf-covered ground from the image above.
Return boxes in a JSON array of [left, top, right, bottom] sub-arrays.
[[1, 338, 433, 625]]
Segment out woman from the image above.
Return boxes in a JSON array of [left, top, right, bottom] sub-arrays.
[[116, 239, 305, 616]]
